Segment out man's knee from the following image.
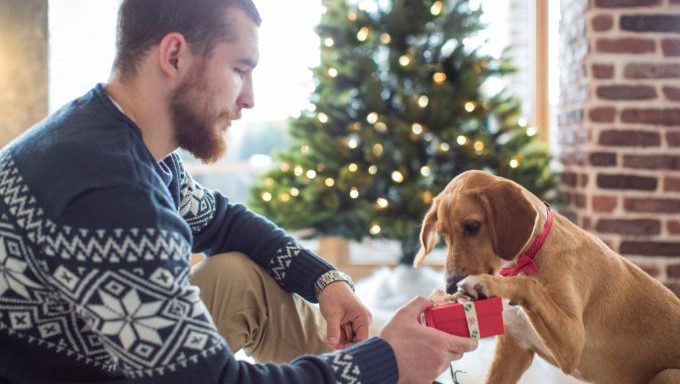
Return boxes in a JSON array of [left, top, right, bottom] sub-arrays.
[[191, 252, 263, 288]]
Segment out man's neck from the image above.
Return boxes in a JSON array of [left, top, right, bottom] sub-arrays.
[[105, 72, 177, 162]]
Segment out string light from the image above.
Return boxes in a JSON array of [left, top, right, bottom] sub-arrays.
[[368, 165, 378, 175], [325, 178, 335, 187], [348, 163, 359, 173], [306, 170, 317, 179], [290, 187, 300, 196], [376, 198, 389, 208], [420, 166, 431, 177], [349, 187, 359, 199], [457, 135, 468, 145], [301, 145, 310, 153], [518, 117, 527, 127], [348, 136, 359, 149], [509, 159, 519, 168], [279, 193, 291, 202], [399, 55, 411, 67], [374, 122, 387, 133], [411, 123, 423, 135], [418, 95, 429, 108], [391, 171, 404, 183], [324, 37, 335, 47], [369, 223, 382, 235], [422, 191, 433, 203], [373, 143, 384, 156], [327, 68, 338, 77], [280, 163, 290, 172], [366, 112, 379, 124], [431, 1, 443, 15], [347, 12, 357, 21], [261, 192, 272, 202], [321, 5, 327, 14], [350, 122, 362, 131], [464, 101, 476, 112], [380, 33, 391, 44], [264, 177, 274, 186], [317, 112, 329, 123], [440, 143, 451, 152], [357, 27, 369, 42], [433, 72, 447, 83], [294, 166, 304, 176], [474, 140, 485, 152], [526, 127, 538, 137]]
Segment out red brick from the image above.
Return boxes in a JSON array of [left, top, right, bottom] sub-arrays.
[[574, 193, 587, 208], [620, 241, 680, 256], [593, 195, 617, 213], [597, 174, 657, 191], [666, 282, 680, 298], [596, 38, 655, 54], [624, 64, 680, 79], [668, 264, 680, 278], [598, 130, 661, 147], [596, 85, 657, 100], [589, 107, 617, 122], [561, 172, 578, 187], [590, 152, 617, 166], [623, 154, 680, 170], [592, 64, 615, 79], [596, 219, 661, 235], [624, 198, 680, 213], [664, 176, 680, 192], [668, 132, 680, 147], [620, 15, 680, 33], [579, 174, 589, 188], [662, 86, 680, 101], [592, 15, 614, 31], [662, 39, 680, 57], [668, 220, 680, 234], [583, 217, 592, 230], [595, 0, 661, 6], [621, 108, 680, 126]]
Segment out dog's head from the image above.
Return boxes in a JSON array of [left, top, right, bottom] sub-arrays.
[[414, 170, 542, 293]]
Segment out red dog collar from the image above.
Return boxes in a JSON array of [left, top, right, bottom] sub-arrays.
[[499, 202, 553, 277]]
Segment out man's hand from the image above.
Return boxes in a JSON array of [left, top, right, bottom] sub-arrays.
[[318, 281, 371, 349], [379, 296, 478, 384]]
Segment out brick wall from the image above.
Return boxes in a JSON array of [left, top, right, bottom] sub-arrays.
[[559, 0, 680, 296], [0, 0, 48, 147]]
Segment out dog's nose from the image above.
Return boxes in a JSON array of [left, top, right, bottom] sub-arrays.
[[446, 275, 466, 294]]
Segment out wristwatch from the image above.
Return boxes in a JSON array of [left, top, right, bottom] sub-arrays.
[[314, 270, 355, 298]]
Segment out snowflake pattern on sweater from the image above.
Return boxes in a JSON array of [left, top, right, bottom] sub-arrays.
[[0, 154, 226, 378]]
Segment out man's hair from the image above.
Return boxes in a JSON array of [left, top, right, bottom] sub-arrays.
[[113, 0, 261, 77]]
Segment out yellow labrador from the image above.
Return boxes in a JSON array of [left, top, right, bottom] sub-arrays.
[[414, 170, 680, 384]]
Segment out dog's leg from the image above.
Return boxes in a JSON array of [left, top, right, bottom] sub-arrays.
[[458, 275, 585, 375], [649, 369, 680, 384], [483, 334, 534, 384]]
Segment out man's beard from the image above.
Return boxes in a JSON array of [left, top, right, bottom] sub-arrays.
[[171, 62, 229, 164]]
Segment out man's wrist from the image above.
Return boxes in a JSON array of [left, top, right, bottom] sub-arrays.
[[314, 270, 354, 299]]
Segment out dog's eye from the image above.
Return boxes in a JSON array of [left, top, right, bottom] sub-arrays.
[[463, 221, 481, 236]]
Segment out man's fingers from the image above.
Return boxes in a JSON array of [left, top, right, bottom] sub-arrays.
[[398, 296, 433, 317], [444, 334, 478, 353], [326, 315, 341, 347]]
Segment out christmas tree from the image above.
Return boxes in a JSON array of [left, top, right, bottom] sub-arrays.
[[249, 0, 555, 265]]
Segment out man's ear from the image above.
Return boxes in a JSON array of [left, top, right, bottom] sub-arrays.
[[414, 200, 440, 268], [477, 181, 537, 261], [158, 32, 191, 79]]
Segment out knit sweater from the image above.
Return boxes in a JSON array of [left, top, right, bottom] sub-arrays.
[[0, 84, 398, 383]]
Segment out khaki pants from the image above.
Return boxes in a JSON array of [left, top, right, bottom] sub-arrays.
[[190, 252, 331, 363]]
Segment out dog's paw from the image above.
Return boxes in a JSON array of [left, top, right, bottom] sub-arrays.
[[456, 275, 494, 300]]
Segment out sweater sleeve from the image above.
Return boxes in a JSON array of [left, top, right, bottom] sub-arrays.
[[169, 154, 334, 302], [44, 183, 398, 383]]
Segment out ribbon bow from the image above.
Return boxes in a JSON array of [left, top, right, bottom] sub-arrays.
[[499, 203, 553, 277]]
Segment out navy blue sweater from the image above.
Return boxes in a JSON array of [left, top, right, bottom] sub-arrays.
[[0, 85, 398, 383]]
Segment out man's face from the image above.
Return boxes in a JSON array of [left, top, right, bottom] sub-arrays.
[[171, 7, 259, 163]]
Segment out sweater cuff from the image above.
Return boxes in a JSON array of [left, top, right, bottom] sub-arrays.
[[278, 247, 334, 302], [321, 337, 398, 384]]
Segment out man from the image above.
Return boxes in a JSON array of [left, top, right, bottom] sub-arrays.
[[0, 0, 477, 382]]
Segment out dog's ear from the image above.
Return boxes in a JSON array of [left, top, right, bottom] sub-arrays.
[[414, 201, 440, 268], [477, 181, 537, 261]]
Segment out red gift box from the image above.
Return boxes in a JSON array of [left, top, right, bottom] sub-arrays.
[[421, 296, 504, 339]]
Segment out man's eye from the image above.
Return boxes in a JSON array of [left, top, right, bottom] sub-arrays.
[[463, 221, 481, 236], [234, 68, 247, 78]]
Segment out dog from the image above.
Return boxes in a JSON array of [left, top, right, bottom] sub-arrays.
[[413, 170, 680, 384]]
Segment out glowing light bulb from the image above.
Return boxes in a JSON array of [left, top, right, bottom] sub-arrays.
[[474, 140, 485, 152], [420, 166, 431, 177], [372, 144, 383, 156], [280, 163, 290, 172], [261, 192, 272, 202], [510, 159, 519, 168], [380, 33, 391, 44], [368, 165, 378, 175], [279, 193, 291, 202], [327, 68, 338, 77], [411, 123, 423, 135], [324, 37, 335, 47], [357, 27, 369, 42], [317, 112, 329, 123], [325, 178, 335, 187], [348, 163, 359, 173], [527, 127, 538, 137], [290, 187, 300, 196], [418, 95, 429, 108], [347, 12, 357, 21], [440, 143, 450, 152], [366, 112, 379, 124], [457, 135, 468, 145], [399, 55, 411, 67], [306, 170, 317, 179], [433, 72, 447, 83], [350, 187, 359, 199], [391, 171, 404, 183], [376, 198, 389, 208], [369, 224, 382, 235], [465, 101, 476, 112], [431, 1, 443, 15], [294, 166, 304, 176]]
